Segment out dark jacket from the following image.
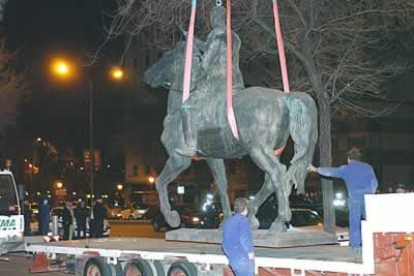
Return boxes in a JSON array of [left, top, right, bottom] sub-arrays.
[[74, 206, 89, 225], [62, 206, 73, 226], [92, 202, 107, 224]]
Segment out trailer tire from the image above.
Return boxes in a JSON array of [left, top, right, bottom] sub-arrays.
[[84, 258, 112, 276], [123, 259, 153, 276], [167, 261, 197, 276], [110, 263, 123, 276], [150, 260, 165, 276]]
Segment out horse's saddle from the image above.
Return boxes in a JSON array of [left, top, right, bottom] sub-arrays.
[[192, 93, 243, 157]]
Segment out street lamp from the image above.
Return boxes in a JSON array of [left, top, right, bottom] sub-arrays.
[[110, 67, 124, 81], [148, 176, 155, 184], [117, 183, 123, 191], [56, 182, 63, 189], [51, 58, 71, 77], [50, 58, 124, 204]]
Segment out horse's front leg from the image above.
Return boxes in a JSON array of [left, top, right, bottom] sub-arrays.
[[206, 158, 231, 223], [156, 154, 192, 228]]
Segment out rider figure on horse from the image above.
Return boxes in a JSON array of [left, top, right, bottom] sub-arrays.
[[176, 4, 245, 157]]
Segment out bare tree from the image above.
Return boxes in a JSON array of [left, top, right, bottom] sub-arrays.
[[0, 39, 29, 141], [106, 0, 414, 232]]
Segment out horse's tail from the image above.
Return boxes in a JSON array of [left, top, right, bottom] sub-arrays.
[[285, 92, 318, 194]]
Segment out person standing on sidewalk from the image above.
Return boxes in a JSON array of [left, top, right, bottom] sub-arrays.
[[308, 147, 378, 250], [22, 199, 31, 236], [222, 198, 255, 276], [38, 195, 50, 235], [90, 196, 107, 238], [74, 200, 88, 238], [62, 201, 74, 240]]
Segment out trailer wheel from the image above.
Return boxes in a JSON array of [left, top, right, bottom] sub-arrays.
[[109, 263, 123, 276], [151, 260, 165, 276], [167, 261, 197, 276], [84, 258, 112, 276], [123, 259, 153, 276]]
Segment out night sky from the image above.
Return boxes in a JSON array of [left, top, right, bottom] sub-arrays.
[[4, 0, 125, 154]]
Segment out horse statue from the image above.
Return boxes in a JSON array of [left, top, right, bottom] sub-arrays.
[[143, 42, 318, 232]]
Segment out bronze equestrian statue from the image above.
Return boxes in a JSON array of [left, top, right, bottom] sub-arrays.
[[143, 8, 318, 233]]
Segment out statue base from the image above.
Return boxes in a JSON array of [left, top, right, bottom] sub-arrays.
[[166, 229, 338, 248]]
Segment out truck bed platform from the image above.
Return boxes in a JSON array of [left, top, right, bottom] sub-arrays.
[[28, 237, 367, 274]]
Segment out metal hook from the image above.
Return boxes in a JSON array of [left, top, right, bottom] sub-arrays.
[[216, 0, 222, 6]]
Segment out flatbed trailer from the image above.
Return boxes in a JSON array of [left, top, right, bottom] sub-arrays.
[[27, 193, 414, 276]]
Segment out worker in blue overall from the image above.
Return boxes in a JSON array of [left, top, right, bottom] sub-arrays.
[[308, 147, 378, 250], [222, 198, 255, 276], [38, 195, 50, 235]]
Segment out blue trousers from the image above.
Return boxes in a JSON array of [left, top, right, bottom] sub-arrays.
[[348, 193, 366, 248], [230, 258, 254, 276]]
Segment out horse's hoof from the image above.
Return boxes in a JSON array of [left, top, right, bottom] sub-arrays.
[[268, 220, 288, 233], [248, 215, 260, 230], [165, 210, 181, 228]]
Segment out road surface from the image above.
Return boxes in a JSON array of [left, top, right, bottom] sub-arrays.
[[109, 219, 166, 239]]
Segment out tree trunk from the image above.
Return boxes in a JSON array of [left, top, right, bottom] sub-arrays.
[[318, 97, 336, 234], [298, 46, 336, 234]]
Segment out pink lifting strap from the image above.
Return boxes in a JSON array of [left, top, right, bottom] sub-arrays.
[[272, 0, 290, 93], [272, 0, 290, 156], [182, 0, 197, 103], [226, 0, 239, 139]]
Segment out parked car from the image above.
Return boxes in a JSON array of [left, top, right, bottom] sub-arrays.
[[150, 206, 222, 232], [118, 204, 149, 220], [107, 205, 123, 219], [259, 207, 349, 243]]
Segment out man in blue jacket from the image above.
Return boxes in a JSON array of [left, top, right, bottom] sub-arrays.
[[308, 148, 378, 249], [222, 198, 255, 276]]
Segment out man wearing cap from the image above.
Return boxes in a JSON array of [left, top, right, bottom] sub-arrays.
[[308, 147, 378, 250], [222, 198, 255, 276]]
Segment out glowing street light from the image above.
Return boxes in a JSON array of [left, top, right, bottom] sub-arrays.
[[110, 67, 124, 81], [51, 58, 71, 77], [148, 176, 155, 184], [56, 182, 64, 189], [117, 183, 123, 191]]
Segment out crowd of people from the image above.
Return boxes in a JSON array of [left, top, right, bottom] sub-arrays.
[[22, 195, 108, 240]]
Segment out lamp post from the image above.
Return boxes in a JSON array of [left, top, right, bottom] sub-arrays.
[[86, 74, 94, 199], [51, 58, 124, 203]]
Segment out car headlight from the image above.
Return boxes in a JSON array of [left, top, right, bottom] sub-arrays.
[[138, 210, 147, 214], [333, 199, 346, 207], [192, 217, 200, 222]]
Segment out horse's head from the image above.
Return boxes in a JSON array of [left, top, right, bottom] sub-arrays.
[[144, 41, 202, 92]]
